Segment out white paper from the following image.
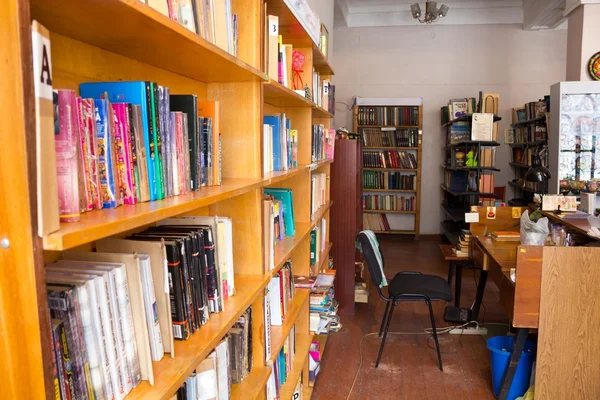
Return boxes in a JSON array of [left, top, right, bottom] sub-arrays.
[[465, 212, 479, 223], [471, 113, 493, 141]]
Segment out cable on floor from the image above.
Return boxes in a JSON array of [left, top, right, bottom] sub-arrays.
[[345, 320, 479, 400]]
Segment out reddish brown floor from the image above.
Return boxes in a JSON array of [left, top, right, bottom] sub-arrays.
[[312, 236, 509, 400]]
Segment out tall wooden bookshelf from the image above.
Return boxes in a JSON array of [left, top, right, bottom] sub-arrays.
[[2, 0, 334, 399], [353, 98, 423, 238]]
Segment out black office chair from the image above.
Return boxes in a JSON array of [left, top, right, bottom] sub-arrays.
[[357, 231, 452, 371]]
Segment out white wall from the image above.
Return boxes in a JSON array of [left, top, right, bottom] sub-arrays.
[[332, 23, 567, 234]]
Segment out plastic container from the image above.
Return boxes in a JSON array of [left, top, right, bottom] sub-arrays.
[[487, 336, 535, 400]]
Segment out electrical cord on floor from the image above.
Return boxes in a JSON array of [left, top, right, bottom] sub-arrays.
[[345, 320, 480, 400]]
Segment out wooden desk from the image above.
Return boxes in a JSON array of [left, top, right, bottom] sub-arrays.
[[542, 210, 596, 238]]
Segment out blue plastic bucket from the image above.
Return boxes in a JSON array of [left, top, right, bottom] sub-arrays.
[[487, 336, 535, 400]]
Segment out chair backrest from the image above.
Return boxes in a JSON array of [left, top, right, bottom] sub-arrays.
[[357, 231, 385, 287]]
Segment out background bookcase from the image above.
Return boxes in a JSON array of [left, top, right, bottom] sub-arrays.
[[352, 98, 423, 238], [2, 0, 334, 399]]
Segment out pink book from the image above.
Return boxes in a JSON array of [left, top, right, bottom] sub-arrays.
[[111, 103, 136, 205], [75, 97, 94, 212], [326, 129, 335, 160], [124, 105, 138, 204], [54, 90, 80, 222], [78, 98, 102, 210], [170, 112, 180, 196]]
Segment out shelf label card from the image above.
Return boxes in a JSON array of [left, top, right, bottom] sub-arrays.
[[465, 212, 479, 223]]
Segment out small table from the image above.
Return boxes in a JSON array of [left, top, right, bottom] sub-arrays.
[[439, 244, 469, 307]]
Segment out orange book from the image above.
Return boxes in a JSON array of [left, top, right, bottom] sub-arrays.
[[491, 231, 520, 241], [197, 100, 222, 186]]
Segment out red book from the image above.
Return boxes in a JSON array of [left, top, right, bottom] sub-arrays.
[[54, 89, 80, 222], [75, 97, 93, 212]]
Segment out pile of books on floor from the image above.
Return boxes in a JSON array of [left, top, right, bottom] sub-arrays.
[[295, 270, 339, 335], [46, 216, 234, 399], [51, 84, 222, 225], [453, 229, 472, 256]]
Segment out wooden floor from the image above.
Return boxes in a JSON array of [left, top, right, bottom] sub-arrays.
[[312, 236, 509, 400]]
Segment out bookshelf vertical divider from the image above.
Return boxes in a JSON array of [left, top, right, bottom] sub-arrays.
[[3, 0, 334, 399], [353, 99, 423, 238]]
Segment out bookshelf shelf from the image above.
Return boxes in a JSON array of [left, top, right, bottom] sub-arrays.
[[357, 125, 418, 128], [311, 242, 332, 271], [441, 205, 467, 222], [42, 178, 265, 251], [264, 79, 313, 108], [510, 115, 545, 127], [269, 289, 311, 362], [126, 274, 270, 400], [266, 166, 309, 185], [363, 168, 418, 172], [231, 366, 272, 400], [363, 146, 418, 150], [313, 159, 335, 169], [509, 141, 546, 148], [362, 188, 416, 193], [508, 180, 537, 193], [273, 223, 311, 275], [311, 201, 333, 227], [277, 334, 314, 400], [313, 105, 334, 119], [265, 0, 334, 75], [30, 0, 266, 83], [363, 210, 416, 214], [442, 114, 501, 127], [440, 184, 497, 198]]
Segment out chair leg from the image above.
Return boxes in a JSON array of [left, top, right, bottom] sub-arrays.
[[376, 302, 395, 368], [427, 300, 443, 371], [379, 302, 390, 338]]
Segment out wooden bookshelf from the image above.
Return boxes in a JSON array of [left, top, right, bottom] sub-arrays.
[[312, 242, 333, 272], [353, 100, 423, 238], [269, 289, 311, 362], [6, 0, 334, 399]]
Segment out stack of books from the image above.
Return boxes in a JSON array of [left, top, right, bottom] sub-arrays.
[[453, 229, 472, 256], [147, 0, 238, 57], [52, 85, 222, 224], [46, 216, 236, 399], [300, 272, 338, 334], [490, 231, 520, 242]]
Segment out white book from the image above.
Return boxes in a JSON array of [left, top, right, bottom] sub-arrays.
[[264, 292, 272, 362], [268, 276, 283, 326], [45, 271, 116, 400], [45, 275, 107, 400], [197, 352, 218, 400], [266, 364, 276, 400], [471, 113, 494, 141], [221, 218, 235, 296], [281, 114, 288, 171], [56, 261, 137, 394], [215, 338, 230, 400], [139, 255, 165, 361]]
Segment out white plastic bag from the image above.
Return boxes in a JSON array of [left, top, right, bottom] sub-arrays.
[[520, 210, 549, 245]]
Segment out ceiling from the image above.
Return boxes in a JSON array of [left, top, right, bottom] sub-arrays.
[[335, 0, 567, 30]]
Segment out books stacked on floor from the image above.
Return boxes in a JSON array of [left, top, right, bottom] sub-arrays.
[[264, 113, 298, 174], [311, 173, 327, 216], [361, 127, 418, 147], [312, 124, 335, 162], [45, 216, 235, 398], [147, 0, 238, 57], [363, 150, 417, 169], [357, 105, 419, 126], [268, 261, 296, 326], [265, 328, 297, 400], [310, 218, 327, 269], [363, 171, 416, 190], [308, 273, 338, 334], [362, 194, 415, 212], [363, 213, 391, 232], [453, 229, 472, 256], [51, 85, 222, 223]]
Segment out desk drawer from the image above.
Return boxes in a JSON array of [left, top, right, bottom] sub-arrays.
[[471, 240, 488, 270]]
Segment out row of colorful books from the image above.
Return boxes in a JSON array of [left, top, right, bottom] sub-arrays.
[[263, 189, 295, 272], [313, 70, 335, 115], [53, 83, 222, 223], [362, 150, 417, 169], [266, 327, 298, 400], [361, 127, 419, 148], [145, 0, 238, 57], [310, 218, 327, 267], [171, 307, 252, 400], [46, 216, 234, 400], [264, 113, 298, 174], [363, 171, 417, 191], [362, 194, 416, 212], [312, 124, 335, 163], [268, 261, 296, 327], [311, 172, 327, 217], [357, 106, 419, 126]]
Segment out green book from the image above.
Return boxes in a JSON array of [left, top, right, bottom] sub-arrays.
[[310, 229, 317, 265], [150, 82, 165, 199]]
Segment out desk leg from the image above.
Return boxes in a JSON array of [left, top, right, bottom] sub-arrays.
[[498, 328, 529, 400], [454, 262, 462, 307], [470, 269, 487, 322], [447, 260, 454, 286]]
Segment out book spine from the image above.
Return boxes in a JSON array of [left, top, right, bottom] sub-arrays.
[[174, 112, 184, 195], [108, 105, 124, 207], [140, 259, 164, 361], [50, 322, 60, 400], [75, 97, 93, 213], [59, 317, 76, 400], [170, 112, 180, 196], [132, 105, 150, 202], [159, 86, 171, 198], [206, 118, 213, 186], [95, 99, 117, 208], [127, 104, 141, 203], [123, 105, 137, 204], [151, 83, 165, 199], [80, 98, 102, 210], [199, 117, 207, 187], [52, 321, 70, 400], [182, 113, 192, 193], [144, 82, 158, 201], [168, 258, 189, 340], [111, 104, 135, 205], [55, 90, 81, 222]]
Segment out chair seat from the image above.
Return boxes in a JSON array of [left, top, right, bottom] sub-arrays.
[[388, 273, 452, 302]]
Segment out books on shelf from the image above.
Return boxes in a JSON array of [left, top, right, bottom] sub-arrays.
[[361, 127, 418, 147], [267, 15, 279, 81], [363, 213, 391, 231], [448, 121, 470, 144], [147, 0, 239, 57], [357, 106, 419, 126], [512, 99, 548, 123], [264, 188, 295, 236], [264, 113, 297, 173], [267, 327, 297, 399], [362, 194, 415, 212], [268, 261, 295, 326], [363, 171, 416, 191], [311, 124, 335, 163], [362, 150, 417, 169], [312, 71, 335, 114], [453, 229, 471, 256], [311, 173, 327, 217], [309, 218, 327, 267]]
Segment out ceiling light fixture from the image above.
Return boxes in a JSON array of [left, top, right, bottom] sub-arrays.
[[411, 1, 449, 24]]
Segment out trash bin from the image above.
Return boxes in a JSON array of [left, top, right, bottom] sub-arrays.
[[487, 336, 535, 400]]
